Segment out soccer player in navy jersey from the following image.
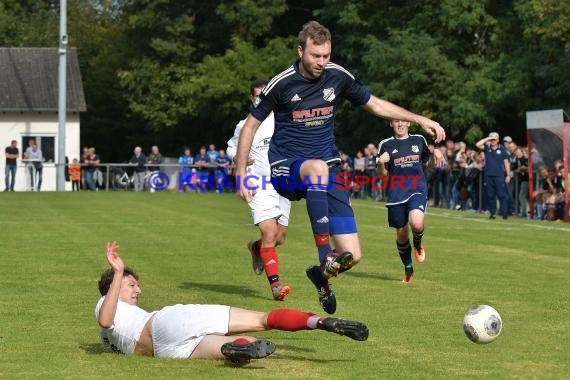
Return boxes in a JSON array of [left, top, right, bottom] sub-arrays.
[[234, 21, 445, 314], [377, 120, 446, 283]]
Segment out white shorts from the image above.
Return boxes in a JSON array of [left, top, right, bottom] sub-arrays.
[[249, 188, 291, 226], [151, 304, 230, 359]]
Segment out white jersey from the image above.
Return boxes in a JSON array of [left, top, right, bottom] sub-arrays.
[[94, 296, 156, 355], [227, 113, 274, 178]]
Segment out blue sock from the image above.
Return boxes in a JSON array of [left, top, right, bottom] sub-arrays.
[[397, 240, 413, 269], [412, 229, 424, 250], [306, 187, 331, 262]]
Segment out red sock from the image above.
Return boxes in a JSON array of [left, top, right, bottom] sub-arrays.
[[260, 246, 279, 288], [267, 309, 320, 331], [232, 338, 251, 345], [314, 233, 330, 248]]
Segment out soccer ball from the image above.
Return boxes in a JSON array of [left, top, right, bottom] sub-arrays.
[[463, 305, 502, 344]]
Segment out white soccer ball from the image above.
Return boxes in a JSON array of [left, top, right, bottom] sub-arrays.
[[463, 305, 502, 344]]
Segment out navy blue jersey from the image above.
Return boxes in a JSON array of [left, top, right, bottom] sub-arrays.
[[251, 60, 371, 165], [483, 145, 508, 177], [378, 135, 430, 205]]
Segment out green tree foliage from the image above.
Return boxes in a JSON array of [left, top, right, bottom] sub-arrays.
[[2, 0, 568, 158]]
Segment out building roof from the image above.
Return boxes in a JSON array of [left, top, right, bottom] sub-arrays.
[[0, 47, 86, 112]]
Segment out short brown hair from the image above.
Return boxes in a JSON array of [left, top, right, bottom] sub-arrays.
[[298, 21, 331, 48], [98, 267, 139, 296]]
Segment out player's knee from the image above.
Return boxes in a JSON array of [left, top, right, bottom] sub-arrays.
[[302, 160, 329, 180], [397, 227, 409, 241], [276, 232, 287, 246], [410, 220, 424, 232], [351, 251, 362, 264]]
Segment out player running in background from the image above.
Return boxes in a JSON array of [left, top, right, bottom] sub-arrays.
[[377, 120, 445, 283], [227, 79, 292, 301], [234, 21, 445, 313], [96, 242, 368, 365]]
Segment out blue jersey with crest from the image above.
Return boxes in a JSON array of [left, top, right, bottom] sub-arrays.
[[251, 60, 371, 165], [378, 135, 430, 205]]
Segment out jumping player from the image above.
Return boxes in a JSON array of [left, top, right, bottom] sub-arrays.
[[227, 79, 292, 301], [234, 21, 445, 313], [95, 242, 368, 365], [377, 119, 445, 283]]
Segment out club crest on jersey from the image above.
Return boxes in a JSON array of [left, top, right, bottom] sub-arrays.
[[411, 145, 419, 153], [323, 88, 335, 102], [253, 96, 262, 108]]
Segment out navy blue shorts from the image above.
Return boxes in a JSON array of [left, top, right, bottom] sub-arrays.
[[271, 158, 357, 234], [387, 193, 427, 228]]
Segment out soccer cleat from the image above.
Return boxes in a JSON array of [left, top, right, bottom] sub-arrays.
[[247, 240, 264, 275], [306, 265, 336, 314], [221, 339, 276, 365], [402, 267, 414, 284], [321, 318, 369, 341], [321, 251, 353, 279], [272, 283, 291, 301], [414, 244, 425, 264]]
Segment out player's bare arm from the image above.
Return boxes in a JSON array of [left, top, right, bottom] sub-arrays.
[[433, 147, 446, 167], [362, 95, 446, 143], [377, 152, 390, 176], [98, 242, 123, 328], [236, 114, 262, 202]]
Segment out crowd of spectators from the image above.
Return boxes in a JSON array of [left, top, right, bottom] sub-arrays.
[[331, 136, 566, 222], [9, 137, 564, 222]]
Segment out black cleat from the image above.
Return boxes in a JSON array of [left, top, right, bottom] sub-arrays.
[[321, 318, 369, 341], [306, 265, 336, 314], [321, 251, 353, 279], [221, 339, 276, 365]]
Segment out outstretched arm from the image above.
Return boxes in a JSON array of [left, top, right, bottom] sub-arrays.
[[235, 114, 262, 203], [362, 95, 446, 143], [98, 242, 124, 328]]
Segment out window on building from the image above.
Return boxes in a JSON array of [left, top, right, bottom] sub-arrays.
[[22, 136, 55, 163]]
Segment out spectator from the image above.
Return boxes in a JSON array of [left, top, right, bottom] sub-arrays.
[[147, 145, 164, 193], [23, 139, 35, 191], [364, 146, 378, 200], [84, 147, 100, 192], [503, 136, 517, 214], [194, 146, 209, 191], [206, 144, 219, 161], [451, 142, 467, 210], [147, 145, 163, 172], [4, 140, 18, 192], [215, 150, 230, 193], [80, 146, 89, 190], [353, 151, 365, 199], [533, 165, 564, 221], [178, 148, 196, 192], [129, 147, 147, 192], [25, 140, 44, 191], [514, 147, 529, 217], [476, 132, 511, 219], [464, 148, 483, 211], [433, 146, 450, 208], [69, 158, 81, 192]]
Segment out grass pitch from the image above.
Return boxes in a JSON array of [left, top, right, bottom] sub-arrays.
[[0, 192, 569, 379]]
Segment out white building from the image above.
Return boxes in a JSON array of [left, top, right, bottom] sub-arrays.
[[1, 47, 86, 191]]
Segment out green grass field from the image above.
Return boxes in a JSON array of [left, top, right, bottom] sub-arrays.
[[1, 192, 569, 379]]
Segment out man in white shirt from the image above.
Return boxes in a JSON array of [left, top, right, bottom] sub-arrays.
[[95, 242, 368, 364]]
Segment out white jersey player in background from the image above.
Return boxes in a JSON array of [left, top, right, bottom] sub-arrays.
[[227, 79, 292, 301]]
